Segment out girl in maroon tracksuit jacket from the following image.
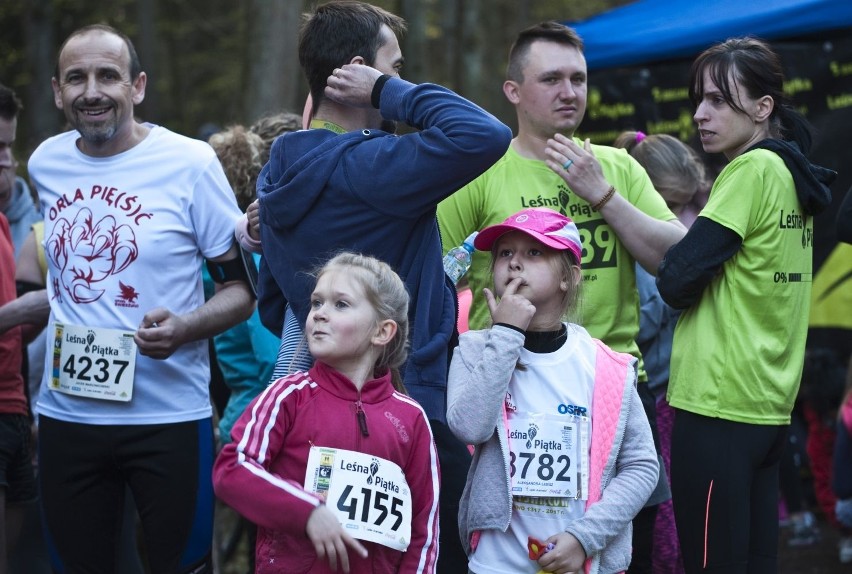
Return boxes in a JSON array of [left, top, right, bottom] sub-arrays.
[[214, 253, 440, 573]]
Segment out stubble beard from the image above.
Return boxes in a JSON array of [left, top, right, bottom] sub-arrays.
[[71, 103, 118, 146], [75, 120, 117, 146]]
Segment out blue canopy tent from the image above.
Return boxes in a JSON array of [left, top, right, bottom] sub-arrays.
[[570, 0, 852, 70]]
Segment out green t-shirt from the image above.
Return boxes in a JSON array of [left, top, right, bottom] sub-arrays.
[[667, 149, 812, 424], [437, 141, 676, 382]]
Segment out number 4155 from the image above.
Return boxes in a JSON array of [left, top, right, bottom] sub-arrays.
[[336, 485, 404, 531]]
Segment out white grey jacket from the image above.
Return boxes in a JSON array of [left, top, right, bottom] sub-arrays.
[[447, 325, 659, 574]]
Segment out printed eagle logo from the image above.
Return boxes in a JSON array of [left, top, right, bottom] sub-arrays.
[[118, 281, 140, 303]]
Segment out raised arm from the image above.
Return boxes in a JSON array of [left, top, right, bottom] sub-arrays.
[[329, 66, 512, 215], [447, 326, 524, 444], [544, 135, 686, 273]]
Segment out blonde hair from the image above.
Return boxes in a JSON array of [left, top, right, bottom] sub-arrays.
[[552, 250, 582, 322], [316, 252, 410, 392], [208, 126, 264, 212], [614, 131, 707, 214], [249, 112, 302, 164]]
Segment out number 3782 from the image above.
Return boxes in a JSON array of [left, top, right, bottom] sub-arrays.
[[510, 451, 572, 482]]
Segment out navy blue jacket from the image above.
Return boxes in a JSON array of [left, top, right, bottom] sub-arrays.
[[256, 77, 511, 421]]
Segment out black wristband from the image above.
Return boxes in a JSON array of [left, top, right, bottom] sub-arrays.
[[371, 74, 392, 109], [16, 280, 43, 297]]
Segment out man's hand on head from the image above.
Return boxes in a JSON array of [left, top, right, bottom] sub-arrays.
[[324, 64, 384, 109]]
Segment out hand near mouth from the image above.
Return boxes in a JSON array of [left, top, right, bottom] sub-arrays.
[[484, 277, 535, 331]]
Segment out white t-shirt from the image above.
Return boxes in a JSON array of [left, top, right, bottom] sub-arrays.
[[29, 125, 241, 425], [470, 324, 597, 574]]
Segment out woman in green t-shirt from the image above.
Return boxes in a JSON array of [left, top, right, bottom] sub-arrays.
[[657, 37, 834, 573]]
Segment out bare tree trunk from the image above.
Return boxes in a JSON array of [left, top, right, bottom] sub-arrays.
[[399, 0, 427, 83], [246, 0, 302, 123], [459, 0, 483, 100], [136, 0, 159, 122], [441, 0, 460, 90], [23, 0, 57, 152], [517, 0, 530, 28]]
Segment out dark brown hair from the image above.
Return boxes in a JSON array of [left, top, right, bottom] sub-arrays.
[[299, 1, 405, 110], [689, 36, 812, 152], [0, 83, 22, 121]]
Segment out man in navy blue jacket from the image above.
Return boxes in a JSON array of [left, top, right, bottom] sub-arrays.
[[254, 4, 510, 570], [256, 1, 510, 420]]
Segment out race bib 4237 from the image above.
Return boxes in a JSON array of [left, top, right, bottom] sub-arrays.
[[50, 322, 137, 402]]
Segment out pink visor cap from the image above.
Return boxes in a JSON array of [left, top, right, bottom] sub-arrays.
[[473, 208, 583, 266]]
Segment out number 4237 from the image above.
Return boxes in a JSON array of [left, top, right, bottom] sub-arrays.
[[62, 354, 129, 384]]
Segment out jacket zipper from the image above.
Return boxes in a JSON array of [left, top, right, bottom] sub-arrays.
[[499, 403, 513, 529], [355, 396, 369, 439]]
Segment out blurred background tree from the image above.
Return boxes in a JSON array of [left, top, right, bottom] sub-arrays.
[[0, 0, 629, 160]]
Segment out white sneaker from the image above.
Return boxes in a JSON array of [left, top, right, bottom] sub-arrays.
[[839, 536, 852, 564], [787, 512, 820, 547]]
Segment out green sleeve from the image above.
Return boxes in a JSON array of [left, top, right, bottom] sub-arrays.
[[437, 177, 485, 253]]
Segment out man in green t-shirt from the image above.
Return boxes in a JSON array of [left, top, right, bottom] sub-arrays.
[[437, 21, 686, 573]]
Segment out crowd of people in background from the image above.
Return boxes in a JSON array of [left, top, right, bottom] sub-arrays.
[[0, 1, 849, 573]]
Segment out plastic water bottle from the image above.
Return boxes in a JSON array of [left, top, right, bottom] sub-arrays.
[[443, 231, 478, 285]]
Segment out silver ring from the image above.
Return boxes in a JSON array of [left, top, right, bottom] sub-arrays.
[[562, 159, 573, 171]]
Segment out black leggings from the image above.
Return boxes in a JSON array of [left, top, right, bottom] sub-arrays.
[[670, 409, 787, 574], [38, 416, 215, 574]]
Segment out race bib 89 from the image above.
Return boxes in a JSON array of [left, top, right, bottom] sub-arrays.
[[304, 446, 412, 551]]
